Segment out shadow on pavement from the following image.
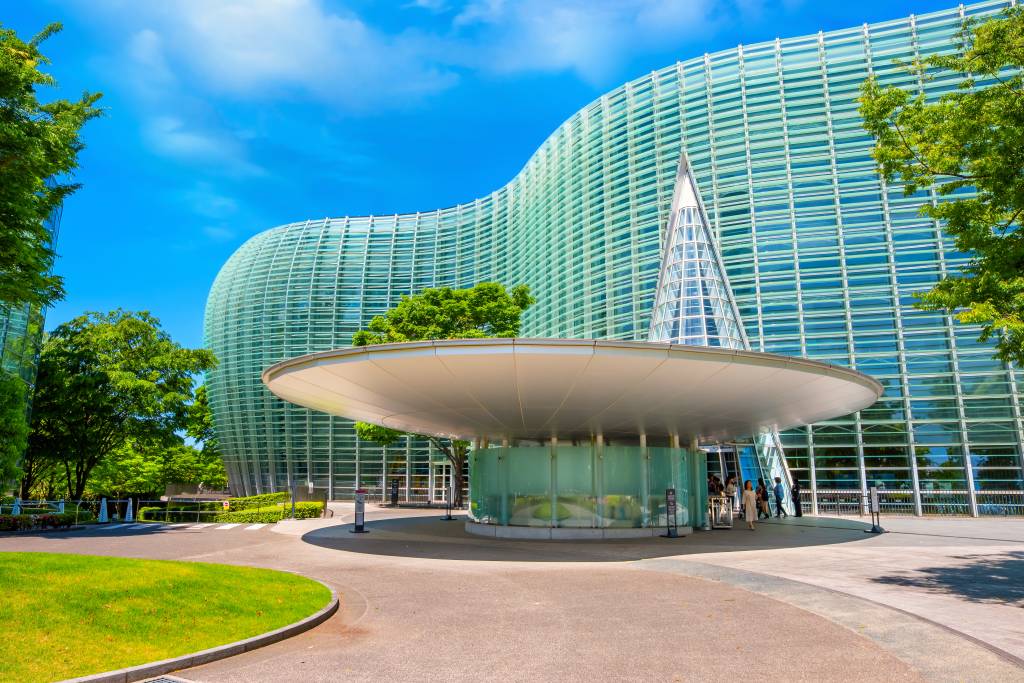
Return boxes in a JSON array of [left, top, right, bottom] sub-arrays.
[[300, 513, 875, 563], [871, 550, 1024, 606]]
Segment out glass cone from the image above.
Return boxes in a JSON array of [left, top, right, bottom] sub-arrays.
[[648, 156, 794, 514], [647, 158, 747, 350]]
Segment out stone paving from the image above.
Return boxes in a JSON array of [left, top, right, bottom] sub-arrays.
[[2, 505, 1021, 682]]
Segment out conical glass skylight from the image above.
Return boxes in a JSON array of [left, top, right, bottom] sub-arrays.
[[648, 158, 747, 349], [648, 155, 794, 514]]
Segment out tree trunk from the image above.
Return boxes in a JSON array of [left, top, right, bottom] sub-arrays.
[[448, 448, 468, 508]]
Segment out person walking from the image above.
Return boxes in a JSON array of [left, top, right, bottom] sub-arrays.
[[791, 479, 803, 517], [724, 476, 738, 512], [756, 478, 769, 519], [741, 480, 758, 530], [773, 476, 789, 518]]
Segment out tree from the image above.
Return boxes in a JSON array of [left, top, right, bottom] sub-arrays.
[[25, 310, 216, 499], [86, 441, 165, 499], [186, 384, 219, 456], [86, 440, 227, 499], [352, 282, 535, 346], [352, 282, 536, 506], [164, 442, 227, 491], [0, 22, 102, 310], [859, 7, 1024, 365], [0, 371, 28, 489]]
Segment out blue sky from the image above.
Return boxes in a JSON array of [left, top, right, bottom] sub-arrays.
[[4, 0, 957, 349]]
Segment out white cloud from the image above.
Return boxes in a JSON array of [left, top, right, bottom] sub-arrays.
[[90, 0, 782, 108], [452, 0, 718, 83], [145, 116, 264, 177], [184, 183, 240, 220], [202, 225, 237, 242], [106, 0, 459, 110]]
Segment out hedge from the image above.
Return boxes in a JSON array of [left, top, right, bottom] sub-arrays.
[[137, 501, 324, 524], [213, 502, 324, 524], [0, 513, 80, 532], [138, 506, 208, 523], [227, 492, 290, 512]]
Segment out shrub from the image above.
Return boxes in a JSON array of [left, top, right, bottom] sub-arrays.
[[0, 512, 79, 531], [213, 501, 323, 523], [138, 506, 219, 523], [227, 492, 289, 512], [0, 515, 32, 532]]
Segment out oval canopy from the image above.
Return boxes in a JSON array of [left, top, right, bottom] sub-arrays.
[[262, 338, 882, 443]]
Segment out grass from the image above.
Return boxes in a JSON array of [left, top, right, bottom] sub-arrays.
[[0, 552, 332, 683]]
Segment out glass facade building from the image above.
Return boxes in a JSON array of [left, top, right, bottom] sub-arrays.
[[205, 1, 1024, 513]]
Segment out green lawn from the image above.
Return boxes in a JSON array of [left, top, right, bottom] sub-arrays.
[[0, 552, 332, 682]]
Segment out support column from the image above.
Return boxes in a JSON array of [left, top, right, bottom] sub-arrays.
[[640, 433, 651, 528], [499, 438, 510, 525], [594, 434, 604, 529], [689, 436, 703, 528], [405, 436, 412, 503], [549, 436, 558, 528]]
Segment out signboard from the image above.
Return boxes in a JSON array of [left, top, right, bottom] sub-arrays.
[[869, 486, 880, 514], [222, 500, 230, 510], [351, 488, 368, 533], [662, 488, 679, 538], [390, 478, 399, 506]]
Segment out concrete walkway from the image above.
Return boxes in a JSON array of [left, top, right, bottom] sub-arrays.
[[2, 506, 1021, 682]]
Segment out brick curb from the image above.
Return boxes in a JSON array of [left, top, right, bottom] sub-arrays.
[[60, 580, 339, 683]]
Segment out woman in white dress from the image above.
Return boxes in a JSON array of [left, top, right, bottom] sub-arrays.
[[741, 480, 758, 530]]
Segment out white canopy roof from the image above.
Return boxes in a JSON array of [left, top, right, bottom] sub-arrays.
[[262, 338, 882, 442]]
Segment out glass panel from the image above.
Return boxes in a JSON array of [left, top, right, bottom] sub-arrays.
[[601, 446, 644, 527], [648, 447, 683, 526], [507, 447, 552, 527], [469, 448, 501, 524], [556, 446, 597, 528]]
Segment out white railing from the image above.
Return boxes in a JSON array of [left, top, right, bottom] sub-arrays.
[[799, 489, 1024, 517]]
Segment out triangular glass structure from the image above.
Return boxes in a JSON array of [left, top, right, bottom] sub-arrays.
[[647, 158, 747, 349], [648, 155, 794, 514]]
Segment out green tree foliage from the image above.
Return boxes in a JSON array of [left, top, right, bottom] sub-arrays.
[[0, 372, 28, 488], [352, 282, 536, 346], [352, 282, 535, 506], [86, 441, 227, 499], [353, 422, 402, 447], [859, 7, 1024, 365], [187, 384, 219, 456], [25, 310, 216, 499], [0, 22, 101, 310], [164, 442, 227, 492]]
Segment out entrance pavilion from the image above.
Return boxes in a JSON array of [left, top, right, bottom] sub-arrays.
[[263, 338, 881, 539]]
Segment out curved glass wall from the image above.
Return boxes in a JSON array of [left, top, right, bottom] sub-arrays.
[[206, 1, 1024, 510], [469, 445, 705, 529]]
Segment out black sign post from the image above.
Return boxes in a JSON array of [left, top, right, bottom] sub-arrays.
[[865, 486, 885, 534], [661, 488, 679, 538], [349, 488, 369, 534], [390, 478, 399, 506]]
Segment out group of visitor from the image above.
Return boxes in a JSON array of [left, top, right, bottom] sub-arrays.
[[708, 472, 808, 530], [707, 473, 805, 530]]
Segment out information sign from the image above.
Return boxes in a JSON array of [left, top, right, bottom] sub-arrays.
[[662, 488, 679, 538], [351, 488, 368, 533]]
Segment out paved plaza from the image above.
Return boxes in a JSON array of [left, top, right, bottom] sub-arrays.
[[2, 507, 1022, 682]]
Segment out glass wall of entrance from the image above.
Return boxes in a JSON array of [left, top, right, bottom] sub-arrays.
[[469, 443, 706, 534]]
